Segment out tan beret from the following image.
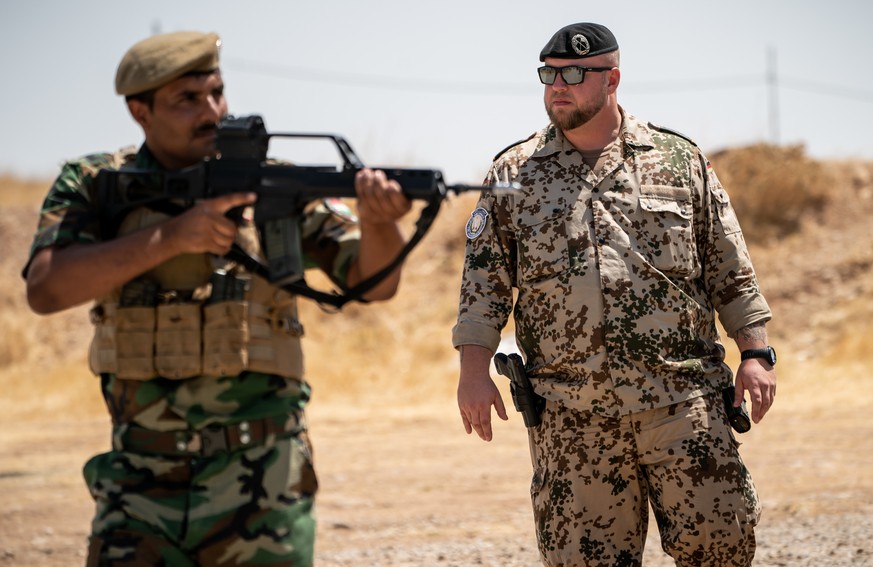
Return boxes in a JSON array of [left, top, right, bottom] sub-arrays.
[[115, 31, 221, 96]]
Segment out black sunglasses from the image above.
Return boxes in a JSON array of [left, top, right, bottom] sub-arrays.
[[537, 65, 614, 86]]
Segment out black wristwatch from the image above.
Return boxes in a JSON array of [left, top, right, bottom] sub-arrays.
[[740, 346, 777, 366]]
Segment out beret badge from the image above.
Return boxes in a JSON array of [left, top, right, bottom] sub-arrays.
[[539, 23, 618, 61], [571, 34, 590, 56]]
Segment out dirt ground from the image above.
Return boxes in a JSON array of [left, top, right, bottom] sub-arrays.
[[3, 158, 873, 566], [1, 388, 872, 566]]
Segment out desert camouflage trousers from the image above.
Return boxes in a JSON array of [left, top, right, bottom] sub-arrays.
[[528, 393, 760, 567], [83, 417, 318, 566]]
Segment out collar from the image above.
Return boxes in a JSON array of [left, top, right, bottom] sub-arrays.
[[135, 143, 166, 170], [618, 108, 656, 153], [532, 106, 656, 160]]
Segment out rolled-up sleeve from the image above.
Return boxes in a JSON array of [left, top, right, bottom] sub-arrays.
[[698, 154, 772, 336]]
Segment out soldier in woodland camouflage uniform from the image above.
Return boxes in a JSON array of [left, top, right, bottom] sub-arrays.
[[23, 31, 412, 566], [453, 23, 777, 567]]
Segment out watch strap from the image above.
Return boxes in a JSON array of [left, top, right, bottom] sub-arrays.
[[740, 346, 776, 365]]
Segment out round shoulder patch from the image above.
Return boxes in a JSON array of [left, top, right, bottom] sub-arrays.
[[465, 207, 489, 240]]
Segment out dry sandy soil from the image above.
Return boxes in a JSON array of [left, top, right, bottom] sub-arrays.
[[2, 157, 873, 566], [2, 395, 872, 567]]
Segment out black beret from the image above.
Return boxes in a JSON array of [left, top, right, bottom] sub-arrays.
[[539, 23, 618, 61]]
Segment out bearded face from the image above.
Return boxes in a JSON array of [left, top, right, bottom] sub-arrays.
[[544, 72, 610, 131]]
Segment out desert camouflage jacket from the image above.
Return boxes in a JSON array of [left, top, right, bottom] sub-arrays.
[[24, 144, 361, 428], [452, 111, 771, 417]]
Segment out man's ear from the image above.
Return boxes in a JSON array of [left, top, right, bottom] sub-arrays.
[[607, 68, 621, 92], [127, 99, 150, 130]]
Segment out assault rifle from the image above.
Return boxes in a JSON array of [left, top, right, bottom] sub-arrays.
[[97, 114, 518, 308]]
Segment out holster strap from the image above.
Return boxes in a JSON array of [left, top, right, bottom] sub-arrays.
[[114, 412, 304, 458]]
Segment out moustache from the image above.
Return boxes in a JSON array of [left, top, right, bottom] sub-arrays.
[[193, 122, 219, 136]]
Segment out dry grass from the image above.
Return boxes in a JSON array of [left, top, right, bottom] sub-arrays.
[[1, 149, 872, 417], [710, 144, 833, 245], [0, 184, 483, 419], [1, 150, 872, 566]]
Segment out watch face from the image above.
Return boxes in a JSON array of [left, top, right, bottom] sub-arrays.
[[767, 347, 777, 365]]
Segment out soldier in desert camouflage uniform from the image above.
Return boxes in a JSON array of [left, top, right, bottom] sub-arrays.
[[453, 23, 777, 567], [23, 31, 412, 566]]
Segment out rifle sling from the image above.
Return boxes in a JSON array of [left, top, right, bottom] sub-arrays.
[[226, 195, 442, 309], [105, 194, 442, 310]]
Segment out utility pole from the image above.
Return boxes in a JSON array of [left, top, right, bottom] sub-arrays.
[[767, 46, 780, 144]]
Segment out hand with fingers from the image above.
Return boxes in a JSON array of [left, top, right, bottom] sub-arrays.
[[354, 168, 412, 225], [162, 192, 258, 256], [735, 358, 777, 423], [457, 345, 508, 442]]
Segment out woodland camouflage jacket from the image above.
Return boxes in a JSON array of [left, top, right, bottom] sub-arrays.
[[24, 145, 360, 429]]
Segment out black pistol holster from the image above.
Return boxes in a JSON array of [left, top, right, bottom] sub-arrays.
[[721, 387, 752, 433], [494, 352, 546, 428]]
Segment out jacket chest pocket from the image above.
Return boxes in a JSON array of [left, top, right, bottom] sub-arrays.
[[637, 185, 697, 276], [514, 210, 571, 284]]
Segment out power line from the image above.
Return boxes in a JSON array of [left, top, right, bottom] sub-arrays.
[[779, 77, 873, 102], [224, 57, 534, 96], [620, 76, 762, 94], [225, 57, 873, 103]]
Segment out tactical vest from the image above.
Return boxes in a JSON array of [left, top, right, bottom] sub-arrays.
[[88, 207, 304, 381]]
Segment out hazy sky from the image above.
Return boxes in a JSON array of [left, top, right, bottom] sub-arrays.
[[2, 0, 872, 184]]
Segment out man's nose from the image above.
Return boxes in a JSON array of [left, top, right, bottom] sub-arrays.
[[550, 73, 569, 90], [204, 95, 224, 119]]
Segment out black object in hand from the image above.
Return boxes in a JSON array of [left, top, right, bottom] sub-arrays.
[[722, 387, 752, 433]]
